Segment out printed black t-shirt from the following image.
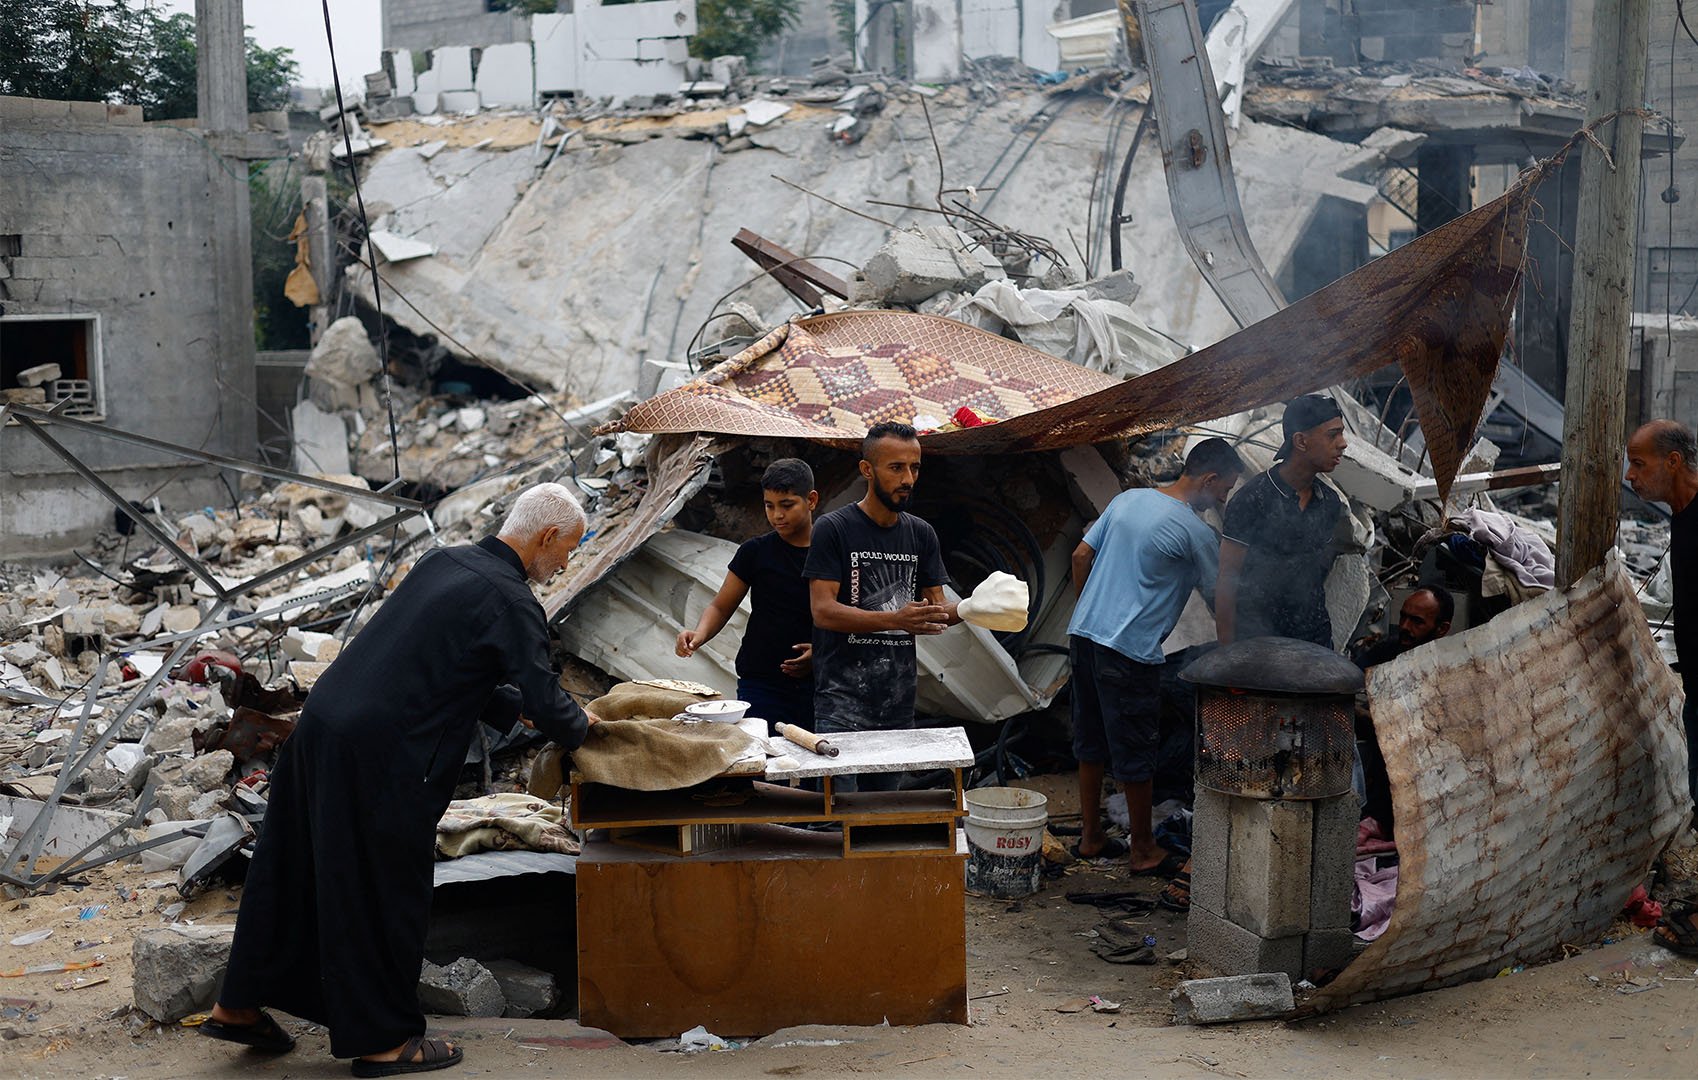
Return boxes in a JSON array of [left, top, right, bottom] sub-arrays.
[[1222, 469, 1343, 648], [727, 531, 813, 683], [802, 504, 949, 732]]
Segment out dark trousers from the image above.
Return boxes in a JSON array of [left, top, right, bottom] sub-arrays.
[[737, 675, 814, 738], [1685, 679, 1698, 810]]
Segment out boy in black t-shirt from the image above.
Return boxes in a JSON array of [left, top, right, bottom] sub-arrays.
[[676, 459, 819, 734]]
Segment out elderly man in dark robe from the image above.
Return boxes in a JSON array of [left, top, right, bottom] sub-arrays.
[[200, 483, 599, 1077]]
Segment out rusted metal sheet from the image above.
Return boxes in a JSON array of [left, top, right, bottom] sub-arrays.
[[577, 828, 968, 1036], [1310, 551, 1687, 1010], [540, 432, 738, 620], [731, 228, 850, 308]]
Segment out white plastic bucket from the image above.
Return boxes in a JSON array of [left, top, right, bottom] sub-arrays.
[[963, 787, 1049, 898]]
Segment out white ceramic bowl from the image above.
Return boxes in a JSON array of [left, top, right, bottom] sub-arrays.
[[684, 699, 750, 723]]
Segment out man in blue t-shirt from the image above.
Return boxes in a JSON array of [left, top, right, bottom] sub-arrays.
[[804, 423, 959, 790], [1069, 438, 1244, 872], [676, 459, 819, 735]]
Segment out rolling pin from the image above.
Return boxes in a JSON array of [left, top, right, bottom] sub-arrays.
[[775, 722, 840, 758]]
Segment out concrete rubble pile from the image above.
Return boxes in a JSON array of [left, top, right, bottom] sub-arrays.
[[0, 331, 653, 901]]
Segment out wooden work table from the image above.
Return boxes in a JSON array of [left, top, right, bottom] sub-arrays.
[[572, 726, 975, 1038]]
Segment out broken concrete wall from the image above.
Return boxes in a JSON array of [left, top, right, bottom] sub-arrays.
[[860, 0, 1063, 79], [0, 98, 256, 555], [383, 0, 532, 53], [1311, 551, 1688, 1010], [535, 2, 698, 102], [911, 0, 965, 82], [958, 0, 1077, 73], [347, 95, 1381, 402]]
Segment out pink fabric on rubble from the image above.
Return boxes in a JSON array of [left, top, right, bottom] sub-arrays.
[[1353, 857, 1399, 941], [1357, 816, 1397, 856], [1353, 818, 1399, 941]]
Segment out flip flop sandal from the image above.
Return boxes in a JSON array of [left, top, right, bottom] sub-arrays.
[[1131, 851, 1188, 878], [198, 1010, 296, 1054], [1070, 836, 1130, 861], [1064, 888, 1157, 911], [351, 1036, 464, 1078], [1158, 870, 1192, 913], [1656, 900, 1698, 958]]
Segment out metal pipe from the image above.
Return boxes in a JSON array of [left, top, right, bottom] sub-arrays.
[[5, 404, 421, 508]]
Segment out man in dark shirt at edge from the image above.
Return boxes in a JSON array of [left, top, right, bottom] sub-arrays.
[[676, 459, 819, 735], [1216, 394, 1349, 648], [1626, 419, 1698, 811], [804, 422, 961, 791]]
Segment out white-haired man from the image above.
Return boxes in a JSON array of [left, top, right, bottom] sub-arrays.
[[204, 484, 599, 1077]]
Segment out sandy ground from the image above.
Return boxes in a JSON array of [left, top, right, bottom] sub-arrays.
[[2, 773, 1694, 1078]]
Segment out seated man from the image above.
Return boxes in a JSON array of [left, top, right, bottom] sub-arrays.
[[1350, 585, 1454, 834], [1352, 586, 1454, 670]]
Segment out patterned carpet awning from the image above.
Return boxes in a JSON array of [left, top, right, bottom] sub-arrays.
[[606, 173, 1535, 503]]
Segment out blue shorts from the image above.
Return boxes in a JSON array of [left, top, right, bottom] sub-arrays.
[[1069, 635, 1161, 784]]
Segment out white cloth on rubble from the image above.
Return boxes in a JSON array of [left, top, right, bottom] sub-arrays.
[[1451, 507, 1555, 590], [945, 280, 1181, 380]]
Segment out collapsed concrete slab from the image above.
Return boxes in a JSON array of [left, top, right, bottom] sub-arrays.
[[1309, 550, 1689, 1011], [344, 96, 1393, 402]]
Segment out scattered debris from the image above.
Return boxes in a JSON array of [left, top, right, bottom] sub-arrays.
[[417, 957, 506, 1018]]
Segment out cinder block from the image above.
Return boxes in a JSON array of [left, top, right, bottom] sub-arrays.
[[1172, 972, 1294, 1024], [1302, 927, 1359, 978], [1188, 906, 1304, 978], [106, 103, 143, 125], [68, 100, 108, 124], [1226, 798, 1311, 938], [1191, 785, 1231, 918], [1310, 793, 1357, 931]]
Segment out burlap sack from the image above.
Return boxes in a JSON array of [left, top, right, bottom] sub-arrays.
[[588, 680, 719, 723], [527, 744, 568, 800], [570, 718, 756, 791]]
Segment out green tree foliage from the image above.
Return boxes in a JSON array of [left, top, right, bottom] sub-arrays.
[[486, 0, 559, 12], [688, 0, 802, 61], [830, 0, 857, 51], [0, 1, 300, 120]]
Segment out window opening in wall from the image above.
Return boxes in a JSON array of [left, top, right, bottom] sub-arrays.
[[0, 315, 103, 418]]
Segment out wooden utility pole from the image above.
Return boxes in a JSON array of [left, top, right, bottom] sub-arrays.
[[1555, 0, 1651, 587]]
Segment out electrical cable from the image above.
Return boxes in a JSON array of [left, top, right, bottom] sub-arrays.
[[320, 0, 401, 483]]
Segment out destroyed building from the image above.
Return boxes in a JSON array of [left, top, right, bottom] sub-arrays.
[[0, 10, 286, 556], [1, 0, 1695, 1048], [376, 0, 702, 107]]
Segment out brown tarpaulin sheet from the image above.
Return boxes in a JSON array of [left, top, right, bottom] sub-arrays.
[[606, 176, 1536, 503]]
